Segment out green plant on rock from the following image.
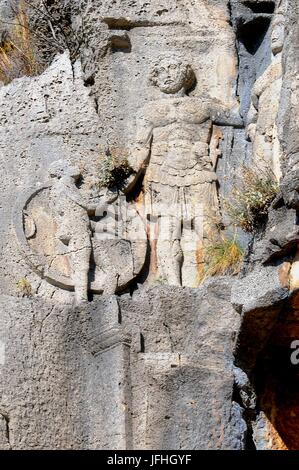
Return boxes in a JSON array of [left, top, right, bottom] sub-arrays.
[[197, 234, 244, 285], [154, 275, 167, 285], [224, 165, 279, 233], [16, 277, 33, 298], [98, 148, 133, 190]]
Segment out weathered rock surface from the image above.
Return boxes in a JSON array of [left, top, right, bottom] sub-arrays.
[[0, 280, 240, 449], [0, 0, 298, 451]]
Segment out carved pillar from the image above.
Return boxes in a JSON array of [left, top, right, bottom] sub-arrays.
[[81, 297, 133, 449]]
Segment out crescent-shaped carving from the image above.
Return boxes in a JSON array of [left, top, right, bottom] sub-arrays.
[[13, 183, 75, 291]]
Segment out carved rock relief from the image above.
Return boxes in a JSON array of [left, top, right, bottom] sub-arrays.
[[246, 3, 286, 180], [13, 161, 147, 303]]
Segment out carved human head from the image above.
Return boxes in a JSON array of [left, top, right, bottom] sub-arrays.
[[48, 160, 81, 180], [150, 56, 195, 95], [271, 13, 285, 55]]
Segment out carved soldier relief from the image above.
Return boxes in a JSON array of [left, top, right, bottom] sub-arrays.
[[126, 55, 242, 287], [14, 160, 147, 304]]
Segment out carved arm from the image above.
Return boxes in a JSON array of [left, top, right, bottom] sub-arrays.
[[64, 181, 90, 211], [124, 112, 154, 193], [211, 101, 244, 128]]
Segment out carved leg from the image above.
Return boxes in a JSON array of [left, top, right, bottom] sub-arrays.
[[102, 272, 119, 295], [70, 242, 91, 304], [156, 216, 182, 286], [181, 216, 204, 287], [171, 239, 183, 285], [156, 239, 182, 285], [181, 239, 201, 287]]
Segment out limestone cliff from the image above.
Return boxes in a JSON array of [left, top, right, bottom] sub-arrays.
[[0, 0, 297, 450]]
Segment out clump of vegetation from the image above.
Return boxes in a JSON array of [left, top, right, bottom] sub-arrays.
[[198, 234, 244, 285], [0, 1, 41, 84], [224, 165, 278, 233], [16, 277, 33, 298], [98, 148, 133, 190]]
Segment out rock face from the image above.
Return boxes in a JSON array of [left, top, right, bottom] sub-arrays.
[[0, 281, 240, 449], [0, 0, 298, 450]]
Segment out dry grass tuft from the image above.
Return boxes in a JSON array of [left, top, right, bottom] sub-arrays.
[[0, 1, 40, 84], [223, 165, 278, 233], [197, 234, 244, 284], [16, 277, 33, 298]]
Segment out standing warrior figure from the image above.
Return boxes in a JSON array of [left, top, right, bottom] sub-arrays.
[[246, 7, 285, 180], [48, 160, 92, 304], [127, 55, 242, 287]]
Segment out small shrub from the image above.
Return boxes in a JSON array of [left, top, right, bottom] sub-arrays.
[[16, 277, 33, 298], [98, 148, 133, 190], [154, 275, 166, 284], [0, 1, 40, 84], [198, 235, 244, 284], [224, 165, 278, 233]]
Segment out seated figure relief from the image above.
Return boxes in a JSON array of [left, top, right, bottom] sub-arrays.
[[126, 55, 243, 287], [14, 160, 147, 304]]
